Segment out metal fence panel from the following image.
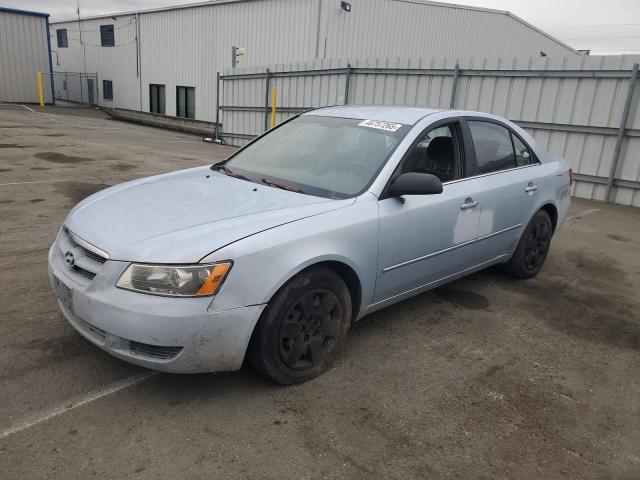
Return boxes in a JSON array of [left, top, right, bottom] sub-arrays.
[[219, 55, 640, 206], [43, 72, 98, 105]]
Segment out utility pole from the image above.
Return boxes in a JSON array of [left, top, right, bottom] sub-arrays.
[[77, 0, 87, 75]]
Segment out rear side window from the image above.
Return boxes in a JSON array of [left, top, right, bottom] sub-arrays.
[[468, 121, 516, 174]]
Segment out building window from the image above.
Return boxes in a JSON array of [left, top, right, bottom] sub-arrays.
[[100, 25, 115, 47], [56, 29, 68, 48], [149, 84, 166, 114], [103, 80, 113, 101], [176, 86, 195, 119]]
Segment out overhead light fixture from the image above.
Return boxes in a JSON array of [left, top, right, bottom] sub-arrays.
[[341, 1, 352, 12]]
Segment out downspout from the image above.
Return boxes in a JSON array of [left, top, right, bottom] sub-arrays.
[[314, 0, 322, 58], [45, 15, 55, 105]]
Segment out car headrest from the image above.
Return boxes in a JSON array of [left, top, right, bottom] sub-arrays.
[[426, 136, 454, 162]]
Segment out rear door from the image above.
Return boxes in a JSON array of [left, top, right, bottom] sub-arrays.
[[463, 118, 542, 263], [374, 119, 483, 303]]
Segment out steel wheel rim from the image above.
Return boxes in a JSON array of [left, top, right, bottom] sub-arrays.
[[524, 220, 550, 271], [278, 289, 342, 370]]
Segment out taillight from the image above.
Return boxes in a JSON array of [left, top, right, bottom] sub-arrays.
[[568, 168, 574, 186]]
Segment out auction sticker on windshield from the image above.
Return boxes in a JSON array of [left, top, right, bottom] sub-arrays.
[[358, 119, 403, 132]]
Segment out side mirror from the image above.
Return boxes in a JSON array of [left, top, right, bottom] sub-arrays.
[[388, 172, 443, 197]]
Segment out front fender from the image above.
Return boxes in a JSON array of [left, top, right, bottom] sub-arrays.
[[203, 195, 380, 317]]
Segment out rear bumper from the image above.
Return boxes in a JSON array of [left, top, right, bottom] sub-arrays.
[[48, 244, 265, 373]]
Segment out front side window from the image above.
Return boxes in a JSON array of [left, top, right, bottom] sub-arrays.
[[176, 86, 195, 119], [56, 29, 68, 48], [221, 115, 410, 198], [468, 121, 516, 174], [100, 25, 115, 47], [150, 84, 166, 114], [103, 80, 113, 101], [399, 123, 460, 183]]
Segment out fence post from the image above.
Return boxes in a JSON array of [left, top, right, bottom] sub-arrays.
[[344, 63, 352, 105], [449, 63, 460, 109], [264, 68, 271, 132], [215, 71, 221, 141], [271, 86, 277, 128], [605, 62, 639, 203]]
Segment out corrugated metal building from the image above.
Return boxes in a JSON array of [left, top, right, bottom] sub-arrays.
[[51, 0, 578, 122], [0, 7, 54, 104]]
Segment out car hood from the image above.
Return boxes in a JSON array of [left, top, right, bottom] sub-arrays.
[[65, 166, 353, 263]]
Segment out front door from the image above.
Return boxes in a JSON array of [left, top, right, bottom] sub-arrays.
[[374, 121, 482, 303]]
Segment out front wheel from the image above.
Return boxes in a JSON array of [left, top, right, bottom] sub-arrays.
[[502, 209, 553, 279], [248, 266, 352, 385]]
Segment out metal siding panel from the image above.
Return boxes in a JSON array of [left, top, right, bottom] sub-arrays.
[[0, 11, 49, 103], [50, 0, 582, 118], [320, 0, 576, 61]]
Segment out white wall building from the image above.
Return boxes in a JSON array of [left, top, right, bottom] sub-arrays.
[[51, 0, 578, 122], [0, 6, 54, 103]]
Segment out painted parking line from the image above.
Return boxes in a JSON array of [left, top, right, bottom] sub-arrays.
[[19, 105, 60, 117], [0, 372, 157, 440]]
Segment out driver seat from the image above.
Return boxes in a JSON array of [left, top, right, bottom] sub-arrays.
[[423, 137, 455, 182]]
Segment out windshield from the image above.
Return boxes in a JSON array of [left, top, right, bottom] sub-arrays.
[[217, 115, 410, 198]]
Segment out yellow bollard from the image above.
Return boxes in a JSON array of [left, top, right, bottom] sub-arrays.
[[271, 86, 277, 128], [37, 71, 45, 107]]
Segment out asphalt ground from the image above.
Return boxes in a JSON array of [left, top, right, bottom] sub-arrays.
[[1, 104, 639, 479]]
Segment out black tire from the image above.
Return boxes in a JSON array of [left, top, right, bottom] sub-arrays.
[[502, 209, 553, 279], [248, 266, 352, 385]]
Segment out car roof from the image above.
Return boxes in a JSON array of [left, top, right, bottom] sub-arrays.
[[304, 106, 444, 125]]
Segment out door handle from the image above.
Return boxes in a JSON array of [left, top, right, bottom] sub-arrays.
[[525, 183, 538, 193], [460, 199, 479, 210]]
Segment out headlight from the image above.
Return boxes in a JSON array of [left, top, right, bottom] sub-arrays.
[[116, 262, 232, 297]]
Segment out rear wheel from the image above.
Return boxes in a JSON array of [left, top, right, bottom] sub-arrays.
[[248, 267, 352, 385], [502, 209, 553, 279]]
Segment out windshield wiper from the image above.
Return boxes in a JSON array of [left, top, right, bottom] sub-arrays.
[[261, 178, 304, 193], [211, 164, 251, 182]]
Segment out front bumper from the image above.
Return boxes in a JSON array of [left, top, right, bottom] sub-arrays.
[[48, 243, 265, 373]]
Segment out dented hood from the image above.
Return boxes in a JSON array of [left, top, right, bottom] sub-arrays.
[[64, 166, 352, 263]]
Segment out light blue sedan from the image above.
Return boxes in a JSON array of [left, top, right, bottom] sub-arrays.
[[49, 106, 572, 384]]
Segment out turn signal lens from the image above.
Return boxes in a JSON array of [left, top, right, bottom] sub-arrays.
[[116, 261, 232, 297], [196, 263, 233, 296]]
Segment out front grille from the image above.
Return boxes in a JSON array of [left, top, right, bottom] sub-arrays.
[[67, 233, 107, 264], [130, 341, 183, 360], [57, 227, 108, 284], [72, 265, 96, 280]]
